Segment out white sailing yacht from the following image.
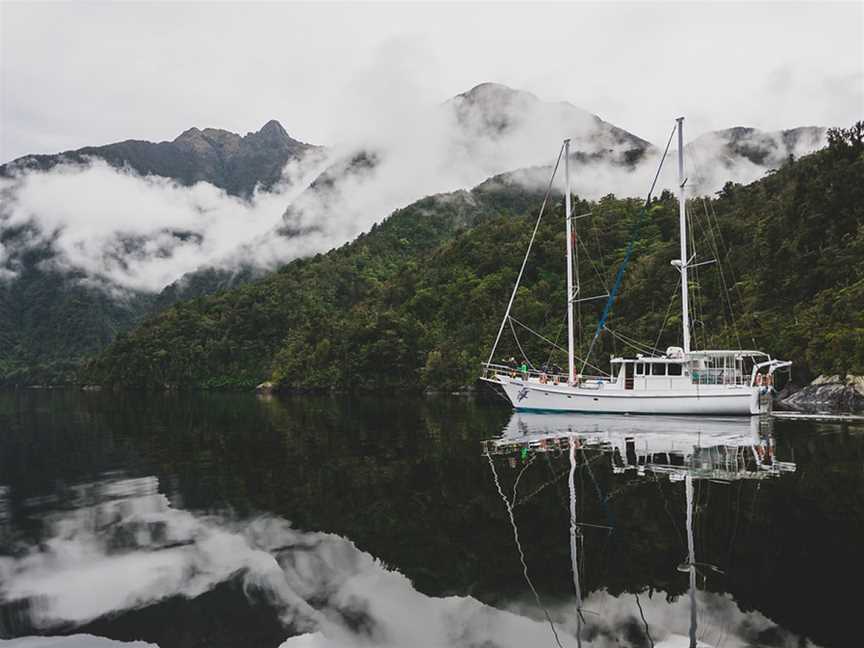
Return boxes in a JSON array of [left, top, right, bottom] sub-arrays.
[[481, 117, 791, 415]]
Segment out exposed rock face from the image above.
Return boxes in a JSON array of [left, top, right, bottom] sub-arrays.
[[780, 374, 864, 413], [0, 120, 320, 198]]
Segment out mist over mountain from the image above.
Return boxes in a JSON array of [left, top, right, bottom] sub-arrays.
[[449, 82, 653, 164], [0, 120, 320, 198], [273, 82, 655, 260], [0, 82, 835, 385], [685, 125, 828, 190], [690, 125, 827, 167]]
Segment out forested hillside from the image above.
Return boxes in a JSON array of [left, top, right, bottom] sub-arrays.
[[0, 236, 154, 385], [83, 123, 864, 391]]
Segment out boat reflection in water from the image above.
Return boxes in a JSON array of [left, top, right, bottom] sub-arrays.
[[486, 412, 796, 482], [483, 413, 797, 648]]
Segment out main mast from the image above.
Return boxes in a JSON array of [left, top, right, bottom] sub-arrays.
[[676, 117, 691, 354], [564, 139, 576, 384]]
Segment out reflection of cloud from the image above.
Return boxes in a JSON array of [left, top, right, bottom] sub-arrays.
[[0, 477, 817, 648]]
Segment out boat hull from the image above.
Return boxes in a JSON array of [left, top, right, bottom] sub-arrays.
[[487, 377, 768, 416]]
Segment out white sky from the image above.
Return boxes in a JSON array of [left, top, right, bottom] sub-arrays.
[[1, 0, 862, 163]]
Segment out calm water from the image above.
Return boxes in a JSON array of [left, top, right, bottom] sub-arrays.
[[0, 390, 861, 648]]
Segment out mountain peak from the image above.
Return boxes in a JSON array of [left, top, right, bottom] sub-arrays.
[[256, 120, 289, 140], [455, 82, 538, 105], [174, 127, 204, 143]]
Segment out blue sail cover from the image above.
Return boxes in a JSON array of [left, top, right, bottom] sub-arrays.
[[590, 204, 649, 341]]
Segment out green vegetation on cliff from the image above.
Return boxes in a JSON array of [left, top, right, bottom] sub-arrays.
[[85, 124, 864, 390]]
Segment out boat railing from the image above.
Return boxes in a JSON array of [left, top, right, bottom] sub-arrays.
[[689, 368, 748, 386], [481, 362, 608, 387]]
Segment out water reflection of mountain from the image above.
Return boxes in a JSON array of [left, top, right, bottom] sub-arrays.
[[0, 391, 861, 647]]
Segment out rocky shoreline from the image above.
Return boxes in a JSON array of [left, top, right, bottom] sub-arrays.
[[778, 374, 864, 413]]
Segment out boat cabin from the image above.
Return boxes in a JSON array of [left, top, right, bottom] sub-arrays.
[[609, 347, 772, 391]]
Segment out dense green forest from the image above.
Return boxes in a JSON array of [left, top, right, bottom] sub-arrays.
[[84, 124, 864, 391], [0, 239, 155, 386]]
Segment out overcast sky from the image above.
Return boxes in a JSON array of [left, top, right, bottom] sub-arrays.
[[1, 1, 862, 163]]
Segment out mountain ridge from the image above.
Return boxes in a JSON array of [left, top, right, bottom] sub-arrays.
[[0, 120, 320, 198]]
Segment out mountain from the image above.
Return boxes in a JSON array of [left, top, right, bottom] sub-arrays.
[[688, 125, 827, 168], [448, 82, 653, 165], [273, 82, 655, 264], [83, 124, 864, 391], [0, 120, 320, 197], [0, 234, 155, 385], [147, 85, 659, 335], [0, 120, 322, 385]]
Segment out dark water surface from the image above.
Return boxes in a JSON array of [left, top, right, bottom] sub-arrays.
[[0, 390, 861, 648]]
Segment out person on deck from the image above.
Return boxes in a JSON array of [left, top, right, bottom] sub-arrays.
[[504, 357, 518, 377]]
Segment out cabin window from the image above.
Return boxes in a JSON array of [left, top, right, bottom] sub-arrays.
[[651, 363, 666, 376], [668, 363, 682, 376], [635, 363, 644, 375]]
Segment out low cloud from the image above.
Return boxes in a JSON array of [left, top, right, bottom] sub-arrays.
[[0, 81, 828, 295], [0, 152, 327, 292]]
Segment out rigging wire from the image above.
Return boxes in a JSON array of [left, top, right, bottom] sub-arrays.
[[581, 446, 615, 531], [683, 139, 744, 352], [699, 197, 746, 349], [603, 326, 663, 356], [512, 454, 537, 501], [652, 472, 685, 551], [580, 123, 678, 375], [652, 273, 683, 354], [513, 465, 570, 509], [707, 199, 758, 349], [545, 312, 568, 369], [577, 231, 611, 295], [487, 144, 566, 366], [690, 199, 735, 348], [573, 209, 583, 350], [725, 481, 744, 568], [591, 214, 607, 274], [484, 451, 566, 648], [509, 316, 610, 376], [687, 202, 707, 349], [684, 141, 747, 350], [509, 318, 536, 370]]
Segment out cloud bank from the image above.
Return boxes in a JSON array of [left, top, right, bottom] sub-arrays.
[[0, 83, 827, 295], [0, 152, 328, 292]]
